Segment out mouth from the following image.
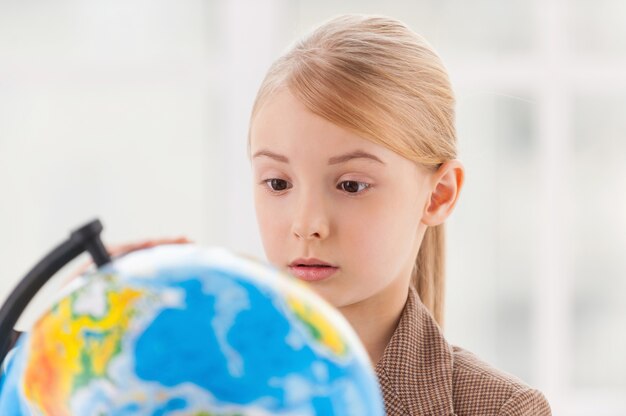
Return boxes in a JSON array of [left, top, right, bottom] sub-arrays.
[[288, 257, 336, 268], [287, 261, 338, 282]]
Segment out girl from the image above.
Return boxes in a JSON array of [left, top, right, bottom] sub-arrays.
[[12, 13, 552, 416], [247, 14, 551, 415]]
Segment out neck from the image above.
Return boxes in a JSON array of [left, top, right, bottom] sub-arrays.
[[338, 279, 410, 366]]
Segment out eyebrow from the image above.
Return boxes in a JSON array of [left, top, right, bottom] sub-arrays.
[[252, 149, 386, 165]]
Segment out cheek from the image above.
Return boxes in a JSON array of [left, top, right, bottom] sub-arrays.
[[339, 200, 417, 271], [254, 195, 290, 261], [337, 203, 389, 261]]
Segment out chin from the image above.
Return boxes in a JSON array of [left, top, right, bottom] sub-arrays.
[[313, 287, 356, 310], [304, 284, 337, 306]]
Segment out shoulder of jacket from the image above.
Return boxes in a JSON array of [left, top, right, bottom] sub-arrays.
[[451, 345, 552, 416], [498, 387, 552, 416]]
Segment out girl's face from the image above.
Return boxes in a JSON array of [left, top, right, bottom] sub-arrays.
[[249, 89, 434, 309]]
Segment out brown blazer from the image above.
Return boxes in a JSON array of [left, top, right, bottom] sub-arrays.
[[375, 286, 552, 415]]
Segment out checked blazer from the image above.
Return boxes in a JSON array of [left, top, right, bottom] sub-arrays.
[[374, 286, 552, 415]]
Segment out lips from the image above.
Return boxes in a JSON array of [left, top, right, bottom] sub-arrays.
[[288, 258, 338, 282], [289, 258, 335, 267]]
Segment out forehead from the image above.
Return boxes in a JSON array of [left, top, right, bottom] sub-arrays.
[[249, 90, 395, 161]]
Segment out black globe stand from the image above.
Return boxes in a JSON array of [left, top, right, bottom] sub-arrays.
[[0, 219, 112, 364]]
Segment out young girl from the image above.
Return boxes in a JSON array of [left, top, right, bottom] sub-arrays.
[[247, 14, 552, 415]]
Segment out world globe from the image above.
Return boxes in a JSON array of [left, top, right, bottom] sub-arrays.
[[0, 245, 384, 415]]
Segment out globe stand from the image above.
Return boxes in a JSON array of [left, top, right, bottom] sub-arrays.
[[0, 219, 111, 363]]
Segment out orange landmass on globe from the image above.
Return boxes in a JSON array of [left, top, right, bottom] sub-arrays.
[[23, 284, 143, 416]]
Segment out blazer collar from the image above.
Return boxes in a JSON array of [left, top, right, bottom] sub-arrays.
[[374, 286, 455, 415]]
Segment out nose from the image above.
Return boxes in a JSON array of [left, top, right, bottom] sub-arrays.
[[290, 192, 330, 241]]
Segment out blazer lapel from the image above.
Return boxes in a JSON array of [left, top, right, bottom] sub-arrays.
[[375, 286, 455, 415]]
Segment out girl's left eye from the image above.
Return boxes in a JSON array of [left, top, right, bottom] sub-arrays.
[[338, 180, 370, 194]]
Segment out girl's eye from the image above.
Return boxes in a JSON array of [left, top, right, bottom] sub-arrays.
[[338, 180, 370, 194], [263, 178, 291, 192]]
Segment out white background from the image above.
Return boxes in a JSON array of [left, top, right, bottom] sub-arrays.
[[1, 1, 625, 414]]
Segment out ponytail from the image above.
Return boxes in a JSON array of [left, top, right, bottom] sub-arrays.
[[411, 223, 446, 329]]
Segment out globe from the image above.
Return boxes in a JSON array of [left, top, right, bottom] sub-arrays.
[[0, 245, 384, 415]]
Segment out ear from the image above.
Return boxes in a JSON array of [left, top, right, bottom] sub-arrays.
[[421, 159, 465, 226]]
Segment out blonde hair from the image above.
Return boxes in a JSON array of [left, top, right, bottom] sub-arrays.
[[248, 14, 457, 328]]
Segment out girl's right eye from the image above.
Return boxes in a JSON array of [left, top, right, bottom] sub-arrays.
[[262, 178, 291, 192]]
